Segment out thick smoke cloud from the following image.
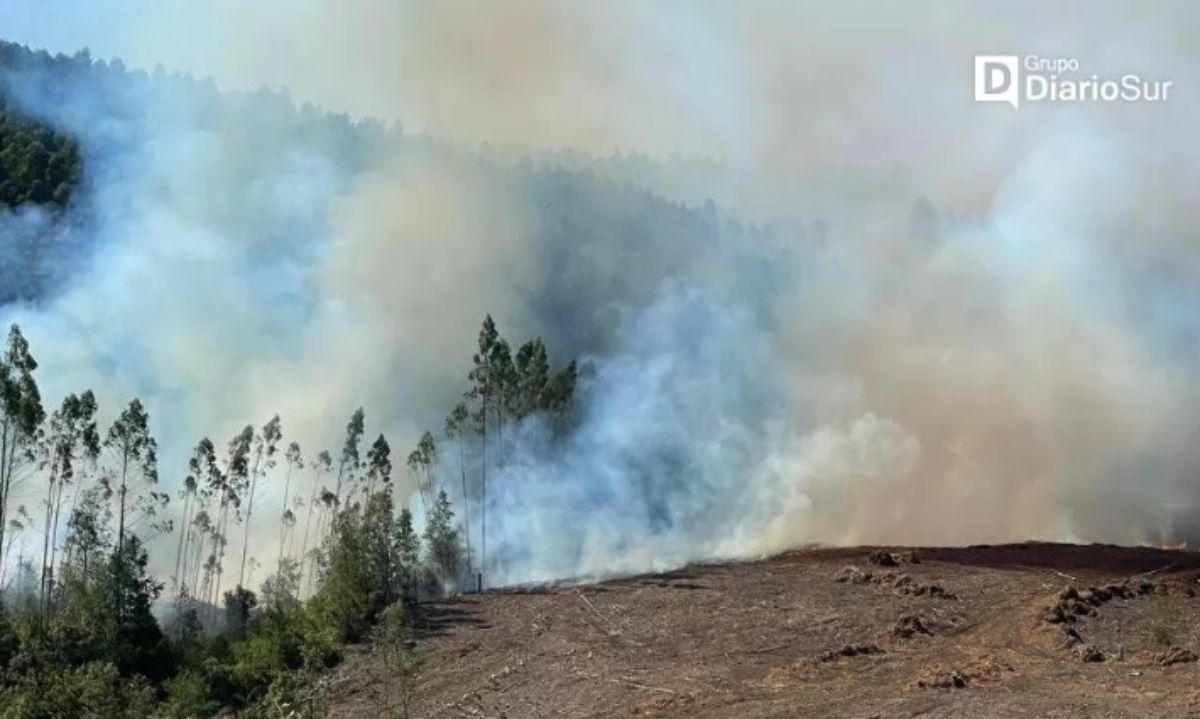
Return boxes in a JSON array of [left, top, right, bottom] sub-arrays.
[[0, 2, 1199, 589]]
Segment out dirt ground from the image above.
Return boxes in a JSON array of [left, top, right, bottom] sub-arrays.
[[328, 543, 1200, 718]]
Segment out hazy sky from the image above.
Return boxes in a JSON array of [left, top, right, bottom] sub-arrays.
[[2, 1, 1195, 213]]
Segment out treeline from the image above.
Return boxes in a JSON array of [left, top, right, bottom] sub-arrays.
[[0, 315, 577, 717]]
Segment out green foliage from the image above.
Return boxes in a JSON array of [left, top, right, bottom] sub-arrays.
[[0, 313, 573, 717], [312, 510, 375, 642], [424, 490, 461, 588], [0, 96, 81, 211], [0, 661, 156, 719], [392, 508, 421, 603], [223, 585, 258, 640]]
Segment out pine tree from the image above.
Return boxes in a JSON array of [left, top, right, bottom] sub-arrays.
[[423, 489, 461, 589], [391, 507, 420, 603]]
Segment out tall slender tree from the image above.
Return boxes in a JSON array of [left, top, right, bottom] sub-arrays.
[[39, 390, 100, 615], [365, 434, 391, 498], [298, 449, 331, 595], [104, 399, 158, 555], [174, 438, 217, 601], [443, 402, 472, 575], [405, 432, 437, 516], [334, 409, 364, 505], [238, 415, 281, 590], [277, 441, 302, 577], [467, 315, 498, 587], [209, 426, 251, 612], [0, 325, 44, 574]]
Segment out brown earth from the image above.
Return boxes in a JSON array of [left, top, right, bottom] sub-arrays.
[[328, 543, 1200, 718]]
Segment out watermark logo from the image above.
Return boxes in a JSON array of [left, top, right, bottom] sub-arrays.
[[974, 55, 1172, 109], [975, 56, 1020, 108]]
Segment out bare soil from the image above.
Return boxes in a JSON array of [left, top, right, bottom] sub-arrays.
[[328, 543, 1200, 718]]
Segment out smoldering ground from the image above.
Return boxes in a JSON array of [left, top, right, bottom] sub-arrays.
[[0, 1, 1199, 590]]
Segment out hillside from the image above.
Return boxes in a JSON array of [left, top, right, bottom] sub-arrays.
[[328, 543, 1200, 719]]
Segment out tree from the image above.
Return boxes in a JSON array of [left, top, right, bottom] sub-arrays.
[[405, 431, 436, 515], [64, 486, 111, 574], [423, 489, 461, 588], [364, 434, 391, 498], [103, 399, 158, 556], [277, 441, 303, 578], [467, 315, 498, 587], [174, 438, 218, 602], [298, 450, 331, 596], [443, 402, 472, 576], [0, 325, 44, 575], [333, 408, 364, 504], [40, 390, 100, 616], [315, 510, 372, 642], [238, 415, 282, 591], [511, 338, 549, 420], [222, 585, 257, 639], [391, 508, 420, 603], [207, 426, 251, 614]]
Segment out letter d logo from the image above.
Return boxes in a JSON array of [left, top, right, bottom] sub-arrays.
[[974, 55, 1019, 109]]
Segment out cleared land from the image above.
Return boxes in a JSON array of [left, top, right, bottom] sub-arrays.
[[330, 543, 1200, 718]]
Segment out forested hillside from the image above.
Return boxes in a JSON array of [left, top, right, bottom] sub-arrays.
[[0, 96, 79, 208], [0, 38, 785, 718]]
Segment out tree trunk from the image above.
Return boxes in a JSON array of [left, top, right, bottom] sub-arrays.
[[117, 449, 129, 554]]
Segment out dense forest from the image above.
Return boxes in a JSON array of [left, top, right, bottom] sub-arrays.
[[0, 96, 79, 209]]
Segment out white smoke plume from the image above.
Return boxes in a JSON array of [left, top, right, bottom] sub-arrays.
[[0, 1, 1198, 591]]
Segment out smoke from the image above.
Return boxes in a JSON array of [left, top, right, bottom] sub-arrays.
[[0, 2, 1199, 590]]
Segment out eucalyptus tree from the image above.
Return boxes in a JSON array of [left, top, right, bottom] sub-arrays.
[[308, 488, 339, 596], [0, 506, 30, 590], [467, 315, 498, 585], [174, 437, 218, 601], [238, 415, 282, 590], [277, 441, 303, 577], [103, 398, 158, 555], [333, 408, 364, 504], [405, 432, 437, 516], [364, 434, 391, 498], [424, 489, 461, 588], [0, 325, 44, 572], [209, 426, 252, 609], [391, 507, 420, 603], [39, 390, 100, 615], [443, 402, 472, 574], [298, 449, 331, 593]]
